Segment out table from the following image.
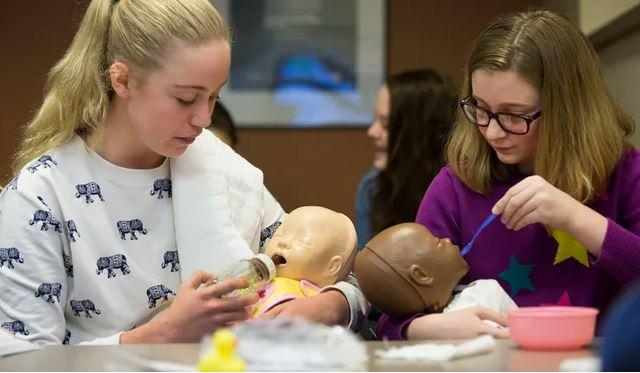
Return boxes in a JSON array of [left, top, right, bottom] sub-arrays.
[[0, 339, 597, 371]]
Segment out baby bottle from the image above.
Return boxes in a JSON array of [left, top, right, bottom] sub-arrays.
[[207, 254, 276, 298]]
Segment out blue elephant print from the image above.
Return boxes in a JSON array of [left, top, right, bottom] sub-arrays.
[[66, 220, 80, 242], [117, 219, 147, 240], [34, 282, 62, 303], [146, 285, 175, 308], [0, 247, 24, 269], [150, 178, 172, 199], [27, 155, 57, 174], [63, 253, 73, 278], [1, 320, 29, 336], [70, 299, 101, 318], [96, 254, 130, 278], [29, 209, 62, 232], [63, 329, 71, 345], [259, 221, 282, 248], [161, 250, 179, 272], [75, 182, 104, 203]]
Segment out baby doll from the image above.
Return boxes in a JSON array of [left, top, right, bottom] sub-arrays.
[[253, 206, 357, 316], [354, 223, 516, 338]]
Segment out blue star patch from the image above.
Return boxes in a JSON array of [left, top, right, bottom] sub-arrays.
[[499, 255, 535, 297]]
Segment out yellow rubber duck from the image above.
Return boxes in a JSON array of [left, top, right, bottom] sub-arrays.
[[197, 329, 246, 372]]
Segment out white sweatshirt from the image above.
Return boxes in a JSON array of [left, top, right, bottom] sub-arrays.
[[0, 135, 367, 345]]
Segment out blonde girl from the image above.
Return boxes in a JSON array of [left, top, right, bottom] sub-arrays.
[[1, 0, 363, 345]]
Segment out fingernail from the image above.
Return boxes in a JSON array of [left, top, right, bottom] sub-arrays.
[[491, 206, 498, 215]]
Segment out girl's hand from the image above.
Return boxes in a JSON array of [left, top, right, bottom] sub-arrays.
[[492, 175, 581, 232], [121, 271, 258, 343], [406, 307, 509, 340], [492, 175, 607, 255]]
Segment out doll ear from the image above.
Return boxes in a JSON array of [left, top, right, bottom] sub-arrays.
[[408, 264, 434, 286], [326, 255, 344, 278]]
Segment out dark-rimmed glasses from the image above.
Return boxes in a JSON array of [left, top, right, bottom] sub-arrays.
[[460, 96, 541, 135]]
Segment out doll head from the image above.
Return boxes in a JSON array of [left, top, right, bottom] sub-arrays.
[[354, 223, 469, 319], [265, 206, 357, 288]]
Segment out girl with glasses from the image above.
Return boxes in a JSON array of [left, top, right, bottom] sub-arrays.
[[378, 9, 639, 340]]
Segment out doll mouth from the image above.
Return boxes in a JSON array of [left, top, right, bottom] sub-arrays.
[[271, 254, 287, 266]]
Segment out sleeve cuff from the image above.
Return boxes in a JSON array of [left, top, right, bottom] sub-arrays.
[[77, 332, 124, 345], [590, 219, 640, 284], [320, 280, 369, 330], [377, 313, 425, 340]]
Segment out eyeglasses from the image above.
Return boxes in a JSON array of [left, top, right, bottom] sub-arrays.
[[460, 96, 541, 135]]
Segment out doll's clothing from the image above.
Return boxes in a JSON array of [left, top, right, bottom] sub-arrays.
[[252, 277, 320, 316]]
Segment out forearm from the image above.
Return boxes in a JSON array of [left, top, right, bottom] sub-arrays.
[[321, 290, 350, 326], [591, 219, 640, 284], [321, 276, 370, 329], [120, 319, 171, 344], [565, 204, 608, 257]]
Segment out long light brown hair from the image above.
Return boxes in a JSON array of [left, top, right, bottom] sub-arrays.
[[447, 9, 634, 203], [12, 0, 229, 176]]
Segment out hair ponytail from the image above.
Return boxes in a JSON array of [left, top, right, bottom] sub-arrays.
[[12, 0, 229, 177], [13, 0, 114, 175]]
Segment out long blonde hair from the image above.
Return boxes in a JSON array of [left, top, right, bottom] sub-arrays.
[[447, 10, 634, 203], [12, 0, 229, 176]]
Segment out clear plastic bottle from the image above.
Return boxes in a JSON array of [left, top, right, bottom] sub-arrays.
[[206, 254, 276, 298]]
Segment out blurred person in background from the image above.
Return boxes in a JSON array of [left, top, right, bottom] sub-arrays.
[[355, 69, 457, 250]]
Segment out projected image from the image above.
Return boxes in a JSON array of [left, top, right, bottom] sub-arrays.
[[213, 0, 385, 127]]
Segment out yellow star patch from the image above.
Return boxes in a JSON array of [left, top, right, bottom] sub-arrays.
[[551, 230, 590, 267]]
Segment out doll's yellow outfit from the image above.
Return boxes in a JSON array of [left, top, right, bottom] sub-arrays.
[[252, 277, 320, 316]]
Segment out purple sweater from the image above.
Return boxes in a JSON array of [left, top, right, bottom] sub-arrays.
[[378, 150, 640, 340]]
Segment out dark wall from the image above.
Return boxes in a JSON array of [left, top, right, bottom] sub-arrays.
[[0, 0, 540, 219], [0, 1, 87, 182]]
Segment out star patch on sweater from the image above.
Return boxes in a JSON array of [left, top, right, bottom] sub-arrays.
[[499, 255, 535, 297], [551, 230, 590, 267]]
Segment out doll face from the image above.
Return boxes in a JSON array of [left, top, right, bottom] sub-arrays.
[[265, 206, 356, 287], [361, 223, 469, 313], [414, 230, 469, 309]]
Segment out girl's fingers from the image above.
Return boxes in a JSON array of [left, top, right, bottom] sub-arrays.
[[481, 324, 510, 339], [206, 294, 258, 313], [185, 270, 214, 289], [500, 185, 536, 227], [211, 310, 251, 325], [492, 178, 532, 215], [203, 278, 250, 298], [474, 307, 508, 327], [506, 196, 539, 230]]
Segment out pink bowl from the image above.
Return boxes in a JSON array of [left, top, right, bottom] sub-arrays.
[[508, 306, 598, 350]]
